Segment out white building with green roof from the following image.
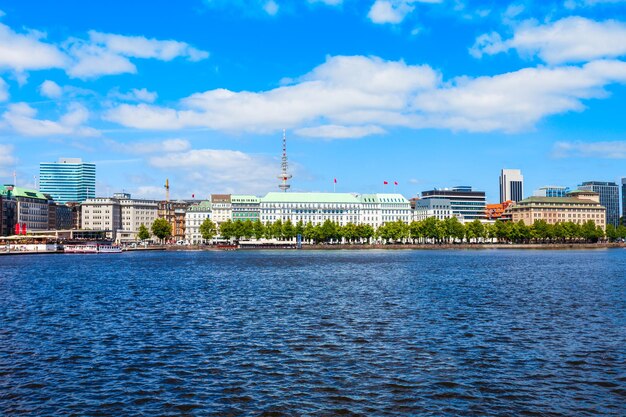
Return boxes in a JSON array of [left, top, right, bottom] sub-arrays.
[[259, 192, 410, 227], [185, 200, 212, 244], [231, 195, 260, 222]]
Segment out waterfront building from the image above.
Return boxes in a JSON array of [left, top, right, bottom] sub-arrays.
[[507, 190, 606, 229], [533, 186, 570, 198], [185, 201, 212, 244], [231, 195, 260, 222], [0, 194, 17, 236], [118, 194, 159, 243], [158, 200, 189, 242], [485, 200, 514, 221], [210, 194, 232, 225], [578, 181, 619, 227], [259, 192, 410, 228], [0, 185, 49, 231], [420, 186, 486, 222], [39, 158, 96, 204], [260, 192, 360, 226], [499, 169, 524, 203], [81, 197, 122, 240], [413, 198, 454, 221], [622, 178, 626, 221]]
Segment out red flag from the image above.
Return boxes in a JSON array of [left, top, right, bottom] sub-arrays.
[[394, 181, 398, 185], [15, 223, 20, 235], [383, 181, 388, 185], [192, 194, 195, 198], [21, 223, 27, 235], [334, 178, 337, 183]]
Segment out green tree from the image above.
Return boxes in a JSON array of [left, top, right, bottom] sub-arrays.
[[532, 219, 551, 243], [356, 224, 375, 243], [241, 220, 254, 240], [617, 224, 626, 240], [342, 223, 358, 243], [219, 219, 235, 240], [199, 218, 217, 242], [253, 220, 265, 240], [272, 219, 284, 240], [466, 219, 485, 243], [151, 218, 172, 243], [295, 220, 305, 237], [282, 219, 296, 240], [138, 223, 150, 241], [303, 221, 317, 243], [605, 224, 618, 242], [320, 219, 339, 243]]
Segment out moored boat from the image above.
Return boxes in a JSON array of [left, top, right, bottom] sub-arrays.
[[64, 243, 122, 253]]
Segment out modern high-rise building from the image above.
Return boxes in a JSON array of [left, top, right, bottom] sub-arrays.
[[578, 181, 619, 227], [39, 158, 96, 204], [622, 178, 626, 222], [533, 186, 570, 198], [420, 186, 486, 222], [499, 169, 524, 203]]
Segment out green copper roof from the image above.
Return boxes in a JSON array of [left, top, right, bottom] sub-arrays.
[[261, 192, 360, 204], [188, 200, 212, 211], [1, 185, 48, 201], [512, 196, 604, 206]]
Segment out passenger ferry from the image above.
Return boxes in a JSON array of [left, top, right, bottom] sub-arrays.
[[64, 242, 123, 254]]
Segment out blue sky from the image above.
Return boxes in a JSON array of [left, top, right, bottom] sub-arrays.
[[1, 0, 626, 202]]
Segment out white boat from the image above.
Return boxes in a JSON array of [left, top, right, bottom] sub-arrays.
[[64, 243, 122, 254]]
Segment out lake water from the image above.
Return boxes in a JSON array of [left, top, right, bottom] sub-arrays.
[[1, 249, 625, 416]]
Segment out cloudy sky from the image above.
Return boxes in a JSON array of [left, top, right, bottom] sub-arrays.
[[1, 0, 626, 201]]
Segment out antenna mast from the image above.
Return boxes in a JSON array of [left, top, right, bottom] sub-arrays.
[[277, 129, 292, 192]]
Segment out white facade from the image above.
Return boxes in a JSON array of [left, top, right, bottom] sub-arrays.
[[259, 192, 410, 227], [413, 198, 454, 221], [185, 202, 212, 244], [81, 198, 121, 239], [210, 195, 232, 225], [117, 198, 159, 242], [500, 169, 524, 203]]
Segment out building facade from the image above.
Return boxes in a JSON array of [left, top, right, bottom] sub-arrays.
[[420, 186, 486, 222], [118, 194, 159, 243], [578, 181, 619, 227], [413, 198, 454, 221], [485, 201, 514, 221], [39, 158, 96, 204], [622, 178, 626, 222], [507, 190, 606, 229], [185, 201, 212, 244], [231, 195, 260, 222], [533, 186, 570, 198], [259, 192, 410, 228], [0, 185, 49, 232], [0, 194, 17, 236], [158, 201, 189, 242], [81, 197, 122, 240], [500, 169, 524, 203]]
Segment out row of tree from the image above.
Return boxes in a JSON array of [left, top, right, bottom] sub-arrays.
[[185, 217, 622, 245]]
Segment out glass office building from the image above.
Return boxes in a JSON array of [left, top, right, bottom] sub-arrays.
[[420, 186, 486, 221], [578, 181, 619, 227], [39, 158, 96, 204], [533, 186, 570, 198]]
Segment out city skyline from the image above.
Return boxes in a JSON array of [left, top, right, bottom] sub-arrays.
[[1, 1, 626, 202]]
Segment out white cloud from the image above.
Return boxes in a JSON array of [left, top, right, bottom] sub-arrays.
[[295, 124, 386, 138], [565, 0, 626, 9], [149, 148, 278, 194], [39, 80, 63, 98], [553, 140, 626, 158], [309, 0, 343, 5], [1, 102, 99, 137], [104, 55, 626, 135], [263, 0, 279, 15], [109, 87, 158, 103], [0, 23, 67, 74], [109, 138, 191, 154], [0, 77, 8, 101], [471, 17, 626, 64], [105, 55, 438, 133], [412, 60, 626, 132], [367, 0, 443, 24], [0, 144, 16, 177]]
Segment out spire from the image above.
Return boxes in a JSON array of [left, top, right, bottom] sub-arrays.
[[277, 129, 292, 192]]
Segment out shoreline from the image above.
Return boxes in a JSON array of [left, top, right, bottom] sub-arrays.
[[2, 243, 623, 256]]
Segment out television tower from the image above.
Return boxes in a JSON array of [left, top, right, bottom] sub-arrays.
[[277, 129, 292, 192]]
